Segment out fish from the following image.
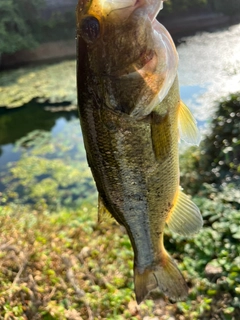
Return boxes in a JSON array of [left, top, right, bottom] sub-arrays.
[[76, 0, 203, 304]]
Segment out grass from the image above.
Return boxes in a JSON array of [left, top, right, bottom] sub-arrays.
[[1, 187, 240, 319]]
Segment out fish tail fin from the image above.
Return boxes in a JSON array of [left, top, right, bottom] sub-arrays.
[[134, 251, 188, 304]]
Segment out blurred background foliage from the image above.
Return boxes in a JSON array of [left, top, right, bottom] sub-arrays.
[[212, 0, 240, 16], [1, 0, 240, 56], [0, 0, 44, 54], [162, 0, 209, 15], [163, 0, 240, 15], [0, 0, 76, 55], [180, 93, 240, 196]]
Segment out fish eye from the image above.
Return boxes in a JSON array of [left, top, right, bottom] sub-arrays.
[[80, 15, 100, 43]]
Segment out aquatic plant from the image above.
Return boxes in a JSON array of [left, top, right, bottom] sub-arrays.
[[0, 60, 76, 108], [0, 120, 96, 210]]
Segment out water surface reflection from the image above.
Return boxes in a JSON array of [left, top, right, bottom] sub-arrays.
[[0, 23, 240, 167], [0, 102, 78, 167], [178, 23, 240, 126]]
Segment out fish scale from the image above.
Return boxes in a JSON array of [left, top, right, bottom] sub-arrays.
[[77, 0, 202, 303]]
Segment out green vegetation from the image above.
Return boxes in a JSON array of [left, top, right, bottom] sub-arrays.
[[180, 93, 240, 195], [34, 10, 76, 44], [0, 91, 240, 318], [212, 0, 240, 15], [161, 0, 240, 16], [0, 0, 44, 54], [0, 60, 76, 108], [0, 120, 96, 210], [0, 0, 76, 55], [199, 93, 240, 188], [163, 0, 208, 15]]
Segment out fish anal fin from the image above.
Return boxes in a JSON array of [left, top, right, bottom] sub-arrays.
[[134, 253, 188, 304], [166, 188, 203, 236], [178, 101, 201, 145], [98, 195, 114, 224]]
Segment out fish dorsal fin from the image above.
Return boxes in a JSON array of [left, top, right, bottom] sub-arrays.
[[178, 101, 201, 145], [166, 188, 203, 236], [98, 195, 114, 224]]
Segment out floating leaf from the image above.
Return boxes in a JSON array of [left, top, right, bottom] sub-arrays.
[[0, 60, 77, 108]]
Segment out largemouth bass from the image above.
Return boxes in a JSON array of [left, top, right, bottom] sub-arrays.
[[76, 0, 203, 303]]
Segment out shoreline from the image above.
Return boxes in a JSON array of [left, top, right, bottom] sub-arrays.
[[1, 12, 239, 69], [160, 12, 232, 40]]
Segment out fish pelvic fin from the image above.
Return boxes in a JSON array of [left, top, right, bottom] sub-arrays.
[[134, 252, 188, 304], [178, 101, 201, 146], [166, 188, 203, 236], [98, 195, 115, 224]]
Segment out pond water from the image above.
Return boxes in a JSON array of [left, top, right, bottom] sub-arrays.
[[0, 22, 240, 199], [0, 102, 77, 167], [178, 23, 240, 126]]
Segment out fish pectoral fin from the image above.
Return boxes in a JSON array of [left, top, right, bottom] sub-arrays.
[[166, 188, 203, 236], [98, 195, 114, 224], [134, 252, 188, 304], [178, 101, 201, 145], [151, 112, 171, 161]]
